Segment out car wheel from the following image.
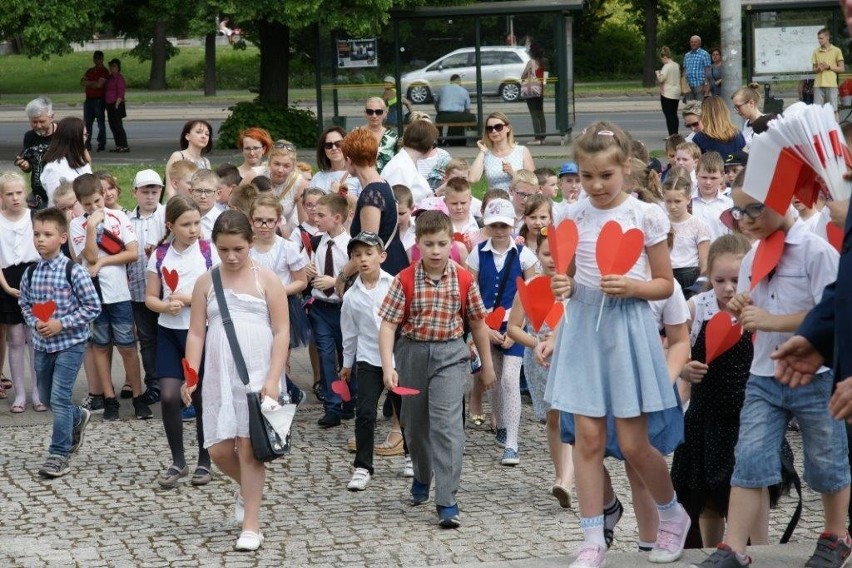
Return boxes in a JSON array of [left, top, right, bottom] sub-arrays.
[[499, 82, 521, 103], [407, 85, 432, 105]]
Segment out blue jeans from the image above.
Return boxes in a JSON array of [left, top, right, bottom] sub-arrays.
[[308, 301, 354, 413], [83, 97, 106, 150], [36, 342, 87, 457]]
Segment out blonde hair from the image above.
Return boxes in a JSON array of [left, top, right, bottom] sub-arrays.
[[628, 158, 663, 203], [480, 112, 516, 150], [365, 96, 386, 109], [53, 180, 75, 203], [168, 159, 198, 181], [0, 170, 26, 192], [707, 233, 751, 278], [511, 169, 539, 189], [661, 165, 692, 199], [268, 146, 297, 163], [700, 96, 739, 142], [572, 121, 632, 168], [732, 83, 761, 105], [445, 158, 469, 177], [676, 141, 701, 160]]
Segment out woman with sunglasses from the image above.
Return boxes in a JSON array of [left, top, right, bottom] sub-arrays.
[[693, 97, 746, 157], [312, 126, 361, 197], [681, 101, 703, 142], [469, 112, 535, 191], [235, 127, 273, 185], [361, 97, 397, 171], [165, 120, 214, 197]]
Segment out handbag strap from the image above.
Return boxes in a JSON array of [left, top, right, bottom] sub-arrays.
[[211, 266, 251, 388]]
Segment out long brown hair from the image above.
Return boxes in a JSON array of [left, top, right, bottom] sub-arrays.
[[43, 117, 88, 169]]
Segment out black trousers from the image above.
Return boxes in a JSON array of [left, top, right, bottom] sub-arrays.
[[661, 96, 680, 136], [106, 102, 128, 148], [354, 361, 385, 474]]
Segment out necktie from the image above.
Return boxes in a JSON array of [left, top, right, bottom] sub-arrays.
[[324, 241, 335, 297]]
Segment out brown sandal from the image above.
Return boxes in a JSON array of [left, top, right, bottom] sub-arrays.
[[375, 429, 404, 456]]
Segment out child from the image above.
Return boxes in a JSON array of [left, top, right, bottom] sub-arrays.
[[0, 172, 43, 412], [95, 171, 122, 210], [539, 122, 689, 566], [181, 210, 289, 551], [296, 161, 313, 184], [661, 135, 685, 183], [166, 159, 198, 199], [558, 162, 582, 204], [695, 175, 849, 568], [393, 185, 415, 259], [378, 210, 496, 527], [189, 169, 222, 239], [411, 197, 469, 266], [20, 207, 100, 477], [519, 194, 552, 255], [53, 181, 84, 222], [675, 141, 700, 196], [69, 174, 151, 421], [467, 198, 537, 465], [308, 193, 352, 428], [535, 167, 559, 200], [509, 170, 540, 232], [507, 231, 574, 507], [125, 169, 167, 404], [437, 159, 483, 220], [228, 183, 259, 217], [145, 195, 220, 488], [663, 166, 710, 291], [340, 232, 394, 491], [215, 163, 242, 212], [691, 151, 733, 242], [626, 158, 665, 204], [723, 151, 747, 190], [444, 177, 479, 236]]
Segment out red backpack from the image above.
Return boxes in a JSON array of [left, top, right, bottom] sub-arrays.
[[397, 261, 473, 322]]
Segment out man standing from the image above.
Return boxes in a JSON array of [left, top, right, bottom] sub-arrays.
[[682, 36, 711, 101], [80, 50, 109, 152], [813, 27, 845, 120], [14, 97, 56, 209], [434, 74, 476, 146]]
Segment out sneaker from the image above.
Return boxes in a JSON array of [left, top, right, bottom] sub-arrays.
[[501, 448, 520, 466], [289, 386, 305, 408], [603, 498, 624, 548], [410, 477, 429, 506], [648, 508, 691, 563], [102, 397, 120, 421], [495, 428, 507, 447], [317, 410, 341, 428], [347, 468, 371, 491], [805, 532, 852, 568], [38, 454, 70, 478], [82, 393, 105, 414], [403, 455, 414, 478], [139, 388, 161, 405], [70, 407, 91, 454], [689, 543, 750, 567], [570, 543, 607, 568], [181, 405, 196, 422], [133, 396, 152, 420], [437, 504, 461, 528]]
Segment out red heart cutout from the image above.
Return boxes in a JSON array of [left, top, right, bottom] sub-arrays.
[[827, 222, 843, 253], [391, 386, 420, 396], [596, 220, 644, 276], [32, 300, 56, 323], [453, 232, 466, 243], [750, 230, 785, 290], [331, 379, 351, 402], [548, 220, 579, 275], [516, 276, 555, 333], [484, 306, 506, 331], [162, 267, 179, 293], [704, 311, 743, 365], [544, 301, 564, 330], [181, 358, 199, 388]]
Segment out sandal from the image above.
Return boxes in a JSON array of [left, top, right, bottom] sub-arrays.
[[0, 374, 11, 390], [11, 403, 25, 413], [120, 384, 133, 399], [0, 385, 6, 399], [375, 429, 404, 456], [33, 403, 48, 412], [468, 414, 485, 427], [191, 465, 212, 486], [158, 464, 189, 488]]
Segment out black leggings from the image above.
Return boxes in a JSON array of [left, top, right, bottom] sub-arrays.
[[660, 95, 680, 136], [160, 377, 210, 470]]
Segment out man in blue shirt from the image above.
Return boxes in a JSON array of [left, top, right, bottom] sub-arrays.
[[683, 36, 711, 101], [435, 74, 476, 146]]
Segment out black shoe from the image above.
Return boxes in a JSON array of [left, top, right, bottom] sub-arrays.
[[133, 396, 152, 420], [119, 384, 133, 399], [341, 403, 355, 420], [83, 393, 105, 414], [103, 397, 120, 421], [140, 388, 160, 405], [603, 498, 624, 548], [70, 407, 91, 454], [317, 411, 341, 428], [96, 146, 105, 152], [312, 382, 325, 403], [288, 386, 305, 408]]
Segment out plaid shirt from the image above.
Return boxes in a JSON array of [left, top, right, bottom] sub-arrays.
[[379, 260, 486, 342], [19, 254, 101, 353], [125, 205, 166, 302], [683, 48, 711, 87]]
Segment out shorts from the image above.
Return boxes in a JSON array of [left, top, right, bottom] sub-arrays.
[[156, 325, 189, 380], [731, 371, 850, 494], [91, 301, 137, 347], [814, 87, 840, 111]]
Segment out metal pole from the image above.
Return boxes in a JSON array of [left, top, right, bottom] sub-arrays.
[[314, 24, 324, 132], [720, 0, 742, 114], [475, 17, 483, 139], [393, 20, 403, 136]]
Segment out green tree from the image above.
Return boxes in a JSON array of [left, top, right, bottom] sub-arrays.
[[0, 0, 111, 57]]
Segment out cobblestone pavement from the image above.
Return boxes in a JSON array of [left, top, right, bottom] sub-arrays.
[[0, 348, 832, 566]]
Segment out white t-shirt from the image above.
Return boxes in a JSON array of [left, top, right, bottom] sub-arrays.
[[250, 235, 309, 286], [199, 207, 221, 240], [40, 159, 92, 205], [70, 208, 137, 304], [691, 191, 733, 242], [466, 238, 537, 274], [146, 240, 220, 329], [0, 213, 40, 268], [648, 279, 690, 330], [381, 150, 432, 204], [670, 215, 711, 269], [311, 170, 362, 197]]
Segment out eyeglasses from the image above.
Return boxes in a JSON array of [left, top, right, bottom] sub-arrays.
[[251, 217, 277, 228], [733, 101, 750, 111], [274, 141, 296, 152], [191, 188, 217, 197], [513, 189, 535, 200], [243, 146, 264, 153], [685, 121, 700, 129], [365, 108, 384, 116], [323, 140, 343, 150], [485, 123, 506, 133], [730, 203, 766, 221], [58, 201, 78, 212]]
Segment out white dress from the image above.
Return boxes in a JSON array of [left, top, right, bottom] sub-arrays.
[[202, 268, 273, 446]]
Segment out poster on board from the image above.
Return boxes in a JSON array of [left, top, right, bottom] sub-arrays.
[[754, 25, 823, 76], [337, 39, 378, 68]]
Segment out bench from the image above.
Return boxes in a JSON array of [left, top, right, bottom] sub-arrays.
[[434, 121, 478, 146]]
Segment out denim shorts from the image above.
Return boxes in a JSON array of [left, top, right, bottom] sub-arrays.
[[91, 301, 137, 347], [731, 371, 850, 494]]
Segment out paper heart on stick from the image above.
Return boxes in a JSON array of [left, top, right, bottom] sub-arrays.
[[547, 220, 579, 275], [162, 267, 179, 293], [484, 306, 506, 331], [827, 222, 844, 253], [750, 230, 785, 290], [596, 221, 644, 276], [544, 301, 564, 330], [704, 312, 743, 365], [32, 300, 56, 323], [331, 379, 351, 402], [181, 358, 199, 388], [391, 386, 420, 396], [515, 276, 555, 333]]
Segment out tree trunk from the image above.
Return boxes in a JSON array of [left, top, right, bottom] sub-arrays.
[[149, 20, 168, 90], [642, 0, 658, 88], [204, 32, 216, 96], [258, 20, 290, 105]]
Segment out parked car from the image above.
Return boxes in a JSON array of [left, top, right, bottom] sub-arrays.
[[401, 46, 530, 104]]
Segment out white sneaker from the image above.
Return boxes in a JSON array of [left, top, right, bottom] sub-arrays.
[[234, 530, 263, 551], [403, 455, 413, 478], [347, 467, 371, 491], [234, 490, 245, 524], [648, 507, 691, 563]]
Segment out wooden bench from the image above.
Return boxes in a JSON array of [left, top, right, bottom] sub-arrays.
[[434, 121, 478, 146]]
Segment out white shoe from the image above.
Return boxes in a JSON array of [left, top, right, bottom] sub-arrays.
[[347, 467, 371, 491], [403, 455, 413, 478], [234, 490, 245, 524], [234, 530, 263, 551], [648, 507, 691, 563]]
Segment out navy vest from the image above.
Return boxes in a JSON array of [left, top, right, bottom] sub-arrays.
[[477, 242, 524, 356]]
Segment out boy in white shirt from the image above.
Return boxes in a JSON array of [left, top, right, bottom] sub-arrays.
[[189, 169, 221, 239], [675, 141, 701, 197], [444, 178, 480, 236], [691, 152, 733, 242]]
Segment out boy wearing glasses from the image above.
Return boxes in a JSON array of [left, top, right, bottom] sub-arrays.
[[691, 151, 732, 241], [189, 169, 221, 239], [694, 174, 848, 568], [509, 170, 539, 232]]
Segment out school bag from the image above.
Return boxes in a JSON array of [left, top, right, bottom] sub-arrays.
[[397, 261, 473, 323], [153, 240, 214, 298], [25, 257, 76, 292]]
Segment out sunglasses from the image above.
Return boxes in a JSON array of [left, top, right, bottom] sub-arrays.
[[365, 108, 384, 116], [730, 203, 766, 221], [274, 141, 296, 151], [685, 121, 700, 129], [485, 123, 506, 133], [323, 140, 343, 150]]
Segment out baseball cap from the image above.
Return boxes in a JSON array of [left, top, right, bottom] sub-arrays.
[[413, 196, 449, 217], [347, 231, 385, 256], [133, 169, 163, 188], [724, 151, 749, 168], [483, 198, 515, 226], [559, 162, 579, 177]]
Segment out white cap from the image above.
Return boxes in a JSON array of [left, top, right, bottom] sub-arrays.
[[133, 169, 163, 188], [483, 198, 515, 226]]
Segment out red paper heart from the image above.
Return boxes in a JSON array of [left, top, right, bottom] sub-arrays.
[[596, 220, 644, 276], [827, 222, 844, 253], [750, 230, 785, 290], [547, 220, 579, 275], [453, 232, 466, 243], [484, 306, 506, 331], [391, 386, 420, 396], [181, 358, 199, 388], [704, 311, 743, 365], [544, 301, 564, 330], [331, 379, 351, 402], [516, 276, 555, 333], [162, 267, 179, 293], [32, 300, 56, 323]]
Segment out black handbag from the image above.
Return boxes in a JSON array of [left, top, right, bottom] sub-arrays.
[[211, 267, 289, 462]]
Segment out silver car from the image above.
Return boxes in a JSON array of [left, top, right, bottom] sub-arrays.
[[401, 46, 530, 104]]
